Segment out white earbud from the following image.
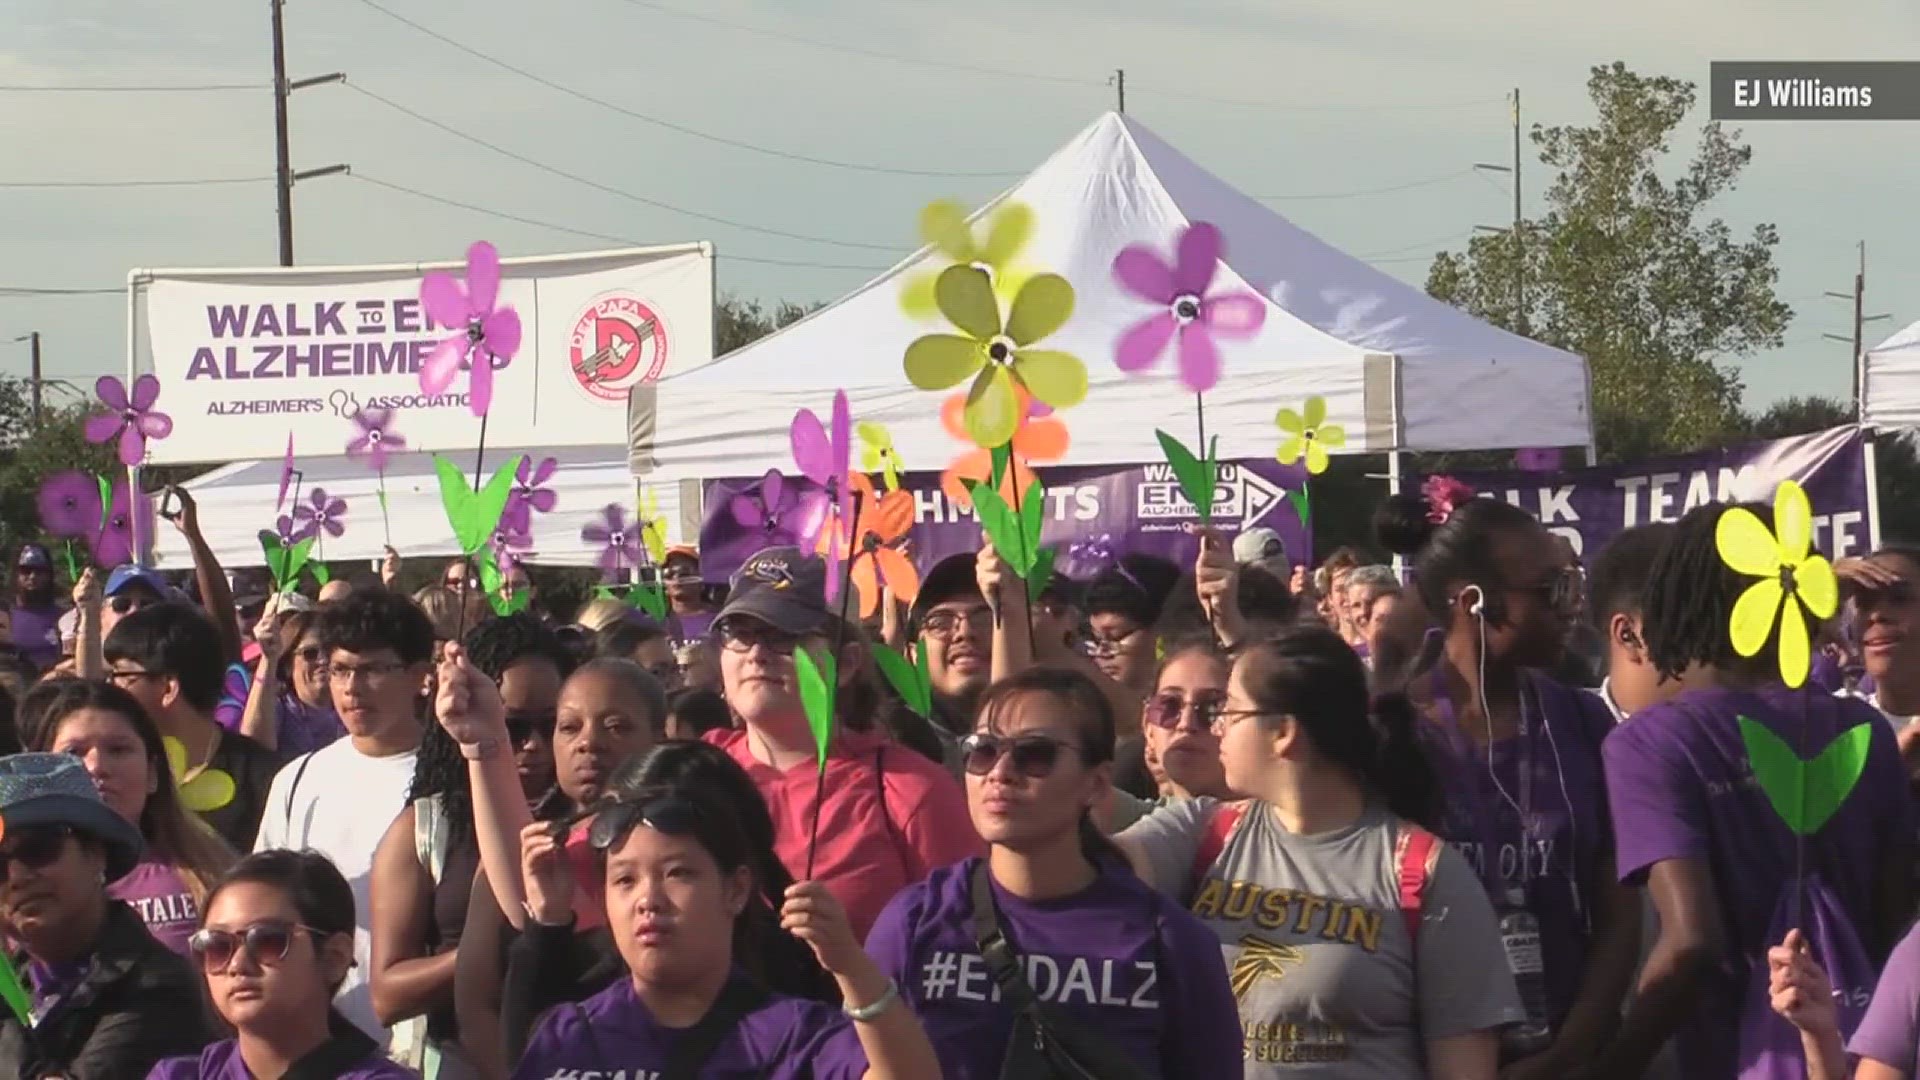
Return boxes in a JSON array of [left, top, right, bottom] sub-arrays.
[[1462, 584, 1486, 618]]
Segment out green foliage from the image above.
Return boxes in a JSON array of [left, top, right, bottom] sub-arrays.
[[1427, 63, 1790, 462], [715, 295, 812, 356], [0, 388, 118, 562]]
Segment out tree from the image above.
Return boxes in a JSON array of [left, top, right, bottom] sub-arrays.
[[1427, 63, 1792, 462], [715, 295, 811, 356], [1739, 395, 1853, 441], [0, 382, 117, 565]]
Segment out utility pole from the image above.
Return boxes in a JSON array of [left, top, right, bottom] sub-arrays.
[[269, 0, 347, 265], [12, 332, 42, 429], [1112, 69, 1126, 113], [1474, 88, 1526, 335], [1824, 240, 1891, 411]]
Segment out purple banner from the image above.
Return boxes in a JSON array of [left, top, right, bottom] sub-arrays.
[[700, 458, 1315, 583], [1422, 426, 1875, 563]]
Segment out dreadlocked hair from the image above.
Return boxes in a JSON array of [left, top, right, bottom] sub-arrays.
[[1640, 500, 1784, 683]]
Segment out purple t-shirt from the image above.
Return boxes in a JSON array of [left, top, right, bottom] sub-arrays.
[[512, 976, 868, 1080], [1850, 922, 1920, 1073], [147, 1037, 419, 1078], [1605, 685, 1914, 1080], [863, 858, 1242, 1080], [1419, 671, 1614, 1024], [9, 601, 64, 669], [111, 859, 200, 957]]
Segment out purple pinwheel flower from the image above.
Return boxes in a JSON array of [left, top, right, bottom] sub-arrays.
[[293, 488, 348, 540], [729, 469, 803, 539], [37, 471, 103, 539], [1112, 221, 1266, 393], [84, 374, 174, 467], [582, 504, 642, 582], [790, 391, 852, 556], [419, 241, 523, 417], [501, 456, 558, 537], [490, 525, 532, 576], [346, 407, 407, 472], [274, 514, 308, 545], [92, 482, 152, 569]]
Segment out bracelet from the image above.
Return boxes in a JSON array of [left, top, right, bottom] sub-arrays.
[[522, 901, 573, 929], [843, 977, 900, 1023], [460, 739, 502, 761]]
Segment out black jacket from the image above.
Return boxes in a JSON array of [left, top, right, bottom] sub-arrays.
[[0, 901, 218, 1079]]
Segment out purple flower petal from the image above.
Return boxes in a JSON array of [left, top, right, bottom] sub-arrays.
[[1112, 247, 1174, 303], [791, 409, 831, 485], [323, 517, 346, 539], [420, 335, 465, 397], [466, 241, 501, 318], [500, 498, 532, 538], [324, 497, 347, 518], [530, 457, 558, 486], [528, 488, 557, 514], [481, 308, 522, 363], [129, 374, 162, 412], [1115, 312, 1177, 374], [761, 469, 785, 507], [83, 413, 124, 446], [829, 390, 852, 532], [94, 375, 130, 412], [1173, 222, 1223, 296], [1201, 292, 1266, 337], [116, 425, 144, 467], [581, 524, 612, 545], [420, 271, 468, 333], [468, 345, 495, 417], [730, 494, 764, 529], [38, 472, 100, 537], [310, 488, 329, 510], [791, 491, 829, 547], [136, 410, 172, 439], [1176, 325, 1221, 393]]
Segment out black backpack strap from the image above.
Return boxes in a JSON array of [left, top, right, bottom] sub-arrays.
[[661, 975, 771, 1080], [281, 751, 315, 829]]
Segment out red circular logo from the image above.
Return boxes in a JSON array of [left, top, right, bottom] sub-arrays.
[[567, 294, 669, 403]]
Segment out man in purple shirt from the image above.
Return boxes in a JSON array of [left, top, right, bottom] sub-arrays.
[[9, 543, 67, 670]]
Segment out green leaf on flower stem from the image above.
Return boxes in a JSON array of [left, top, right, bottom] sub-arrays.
[[96, 474, 114, 535], [476, 550, 530, 616], [1738, 716, 1872, 836], [434, 453, 524, 556], [258, 531, 292, 593], [1287, 487, 1311, 530], [794, 649, 837, 775], [989, 443, 1012, 489], [968, 481, 1034, 577], [1156, 430, 1214, 525], [629, 582, 668, 621], [1017, 479, 1044, 555], [873, 643, 931, 718], [1025, 546, 1057, 602], [309, 562, 331, 587]]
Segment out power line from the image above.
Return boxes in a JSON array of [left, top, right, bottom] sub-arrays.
[[1253, 169, 1475, 201], [0, 82, 265, 92], [1131, 85, 1507, 111], [1354, 231, 1472, 258], [0, 176, 272, 189], [342, 82, 902, 252], [347, 0, 1024, 179], [0, 287, 122, 296]]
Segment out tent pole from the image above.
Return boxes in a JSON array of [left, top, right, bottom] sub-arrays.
[[1387, 449, 1405, 580]]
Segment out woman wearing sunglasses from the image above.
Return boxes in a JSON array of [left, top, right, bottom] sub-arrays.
[[238, 606, 345, 754], [0, 752, 215, 1078], [151, 849, 418, 1078], [1117, 626, 1524, 1080], [371, 613, 571, 1079], [22, 680, 237, 957], [1376, 491, 1639, 1077], [1139, 638, 1233, 804], [513, 779, 940, 1079], [864, 666, 1241, 1080]]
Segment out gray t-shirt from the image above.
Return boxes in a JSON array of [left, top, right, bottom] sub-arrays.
[[1120, 798, 1523, 1079]]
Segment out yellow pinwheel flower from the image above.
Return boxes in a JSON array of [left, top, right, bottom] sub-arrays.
[[1715, 479, 1840, 688], [904, 266, 1086, 450], [1273, 396, 1346, 475], [637, 486, 668, 566], [900, 200, 1035, 320], [857, 422, 903, 492], [164, 736, 236, 814]]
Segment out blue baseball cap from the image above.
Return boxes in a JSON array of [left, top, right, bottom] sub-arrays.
[[105, 564, 169, 599]]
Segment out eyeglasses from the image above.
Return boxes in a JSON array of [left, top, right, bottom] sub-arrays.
[[960, 733, 1077, 779], [585, 795, 701, 853], [715, 618, 800, 656], [187, 920, 323, 973], [1507, 569, 1582, 613], [1082, 633, 1147, 660], [0, 826, 73, 883], [107, 668, 165, 687], [108, 593, 153, 615], [326, 659, 410, 685], [1144, 692, 1226, 731], [294, 645, 327, 666], [922, 608, 991, 640], [1208, 707, 1270, 736], [505, 708, 557, 746]]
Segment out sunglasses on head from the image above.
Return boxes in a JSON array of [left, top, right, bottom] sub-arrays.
[[0, 825, 72, 882], [959, 732, 1077, 779], [1144, 691, 1226, 731], [505, 708, 558, 746], [584, 795, 702, 852], [187, 920, 322, 973], [715, 617, 800, 656]]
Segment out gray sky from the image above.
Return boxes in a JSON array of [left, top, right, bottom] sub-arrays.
[[4, 0, 1916, 415]]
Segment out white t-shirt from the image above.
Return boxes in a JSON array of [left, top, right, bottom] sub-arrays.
[[254, 736, 418, 1044], [1840, 687, 1918, 732]]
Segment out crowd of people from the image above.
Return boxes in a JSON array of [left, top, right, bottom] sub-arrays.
[[0, 479, 1917, 1079]]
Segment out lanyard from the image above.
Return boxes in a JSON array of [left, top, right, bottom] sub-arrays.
[[1427, 668, 1536, 899]]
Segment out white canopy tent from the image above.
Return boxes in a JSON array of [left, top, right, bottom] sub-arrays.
[[1862, 319, 1920, 431], [632, 111, 1593, 484]]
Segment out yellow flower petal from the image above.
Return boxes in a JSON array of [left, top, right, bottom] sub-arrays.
[[861, 445, 883, 471], [1795, 555, 1840, 620], [1305, 442, 1330, 475], [964, 367, 1020, 449], [164, 736, 187, 778], [1274, 407, 1305, 436], [981, 203, 1034, 268], [1317, 424, 1348, 450], [643, 521, 667, 566], [1778, 595, 1812, 688], [1728, 579, 1785, 658], [934, 265, 1000, 340], [1275, 435, 1305, 466], [1774, 480, 1813, 564], [1303, 395, 1327, 429], [180, 770, 236, 814], [899, 271, 941, 320], [1011, 348, 1087, 410], [904, 334, 984, 392], [1005, 274, 1074, 347], [882, 459, 900, 492], [919, 199, 977, 263], [1716, 506, 1781, 578]]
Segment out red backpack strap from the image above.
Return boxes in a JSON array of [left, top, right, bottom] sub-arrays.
[[1188, 802, 1246, 897], [1395, 825, 1440, 948]]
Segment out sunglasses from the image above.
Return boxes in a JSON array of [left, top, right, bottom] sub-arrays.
[[584, 795, 701, 852], [715, 618, 800, 656], [108, 593, 153, 615], [187, 920, 323, 973], [294, 645, 326, 666], [1507, 569, 1582, 612], [960, 733, 1077, 779], [505, 708, 558, 746], [1144, 692, 1226, 731], [0, 825, 72, 882]]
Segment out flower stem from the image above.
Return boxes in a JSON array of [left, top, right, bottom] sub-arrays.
[[806, 489, 864, 881], [1002, 455, 1039, 663]]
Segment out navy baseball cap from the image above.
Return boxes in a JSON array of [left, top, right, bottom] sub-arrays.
[[105, 564, 169, 599], [716, 547, 829, 635], [14, 544, 51, 570]]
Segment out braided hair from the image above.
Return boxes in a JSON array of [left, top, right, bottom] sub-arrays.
[[1639, 501, 1781, 684]]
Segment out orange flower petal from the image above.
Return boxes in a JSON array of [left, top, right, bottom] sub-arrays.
[[940, 394, 970, 441], [1014, 417, 1070, 461], [871, 491, 915, 543], [944, 450, 991, 508], [851, 556, 880, 619], [876, 547, 921, 605]]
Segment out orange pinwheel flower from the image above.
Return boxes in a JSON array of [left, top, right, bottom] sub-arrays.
[[843, 484, 919, 619], [939, 389, 1069, 510]]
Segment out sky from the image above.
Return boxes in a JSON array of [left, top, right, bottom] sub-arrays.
[[3, 0, 1917, 418]]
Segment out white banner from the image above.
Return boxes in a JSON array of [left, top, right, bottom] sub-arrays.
[[136, 245, 713, 465]]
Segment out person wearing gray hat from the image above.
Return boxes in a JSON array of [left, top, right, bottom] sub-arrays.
[[0, 752, 216, 1078]]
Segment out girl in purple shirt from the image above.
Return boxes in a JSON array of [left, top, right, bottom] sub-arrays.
[[149, 849, 416, 1079]]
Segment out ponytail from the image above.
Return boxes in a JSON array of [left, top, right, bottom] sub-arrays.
[[1367, 691, 1441, 831], [1077, 810, 1127, 869]]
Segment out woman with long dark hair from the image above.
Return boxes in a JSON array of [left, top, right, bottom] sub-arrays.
[[1139, 638, 1233, 803], [864, 666, 1239, 1079], [1374, 489, 1640, 1076], [151, 850, 417, 1078], [1118, 625, 1521, 1079]]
